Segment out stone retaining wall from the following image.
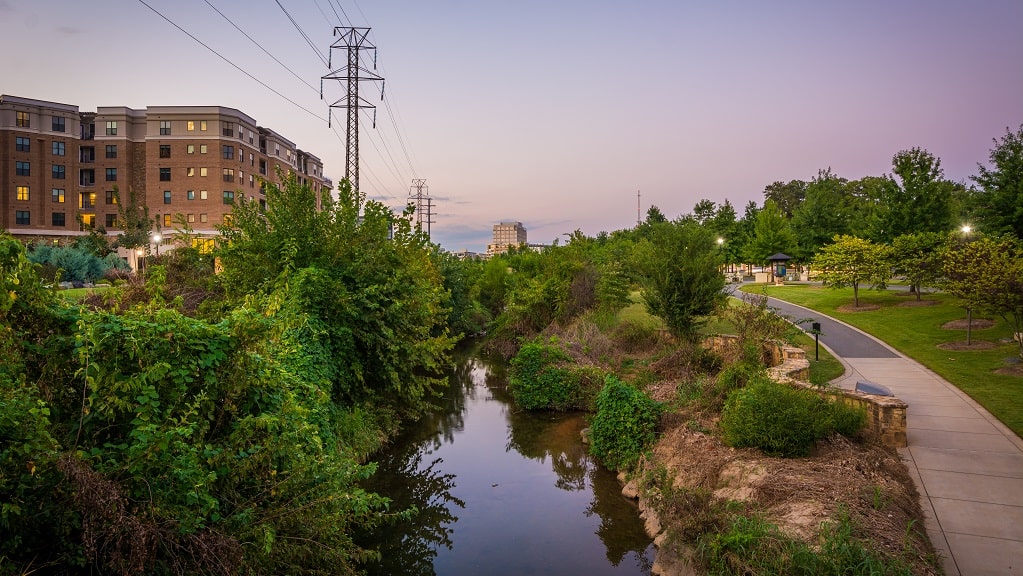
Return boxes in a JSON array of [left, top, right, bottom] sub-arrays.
[[704, 335, 908, 448]]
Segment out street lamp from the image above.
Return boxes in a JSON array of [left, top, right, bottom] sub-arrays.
[[961, 224, 972, 235], [151, 232, 162, 256]]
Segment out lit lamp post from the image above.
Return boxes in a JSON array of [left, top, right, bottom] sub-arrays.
[[960, 225, 973, 344], [151, 232, 162, 256], [716, 237, 726, 274]]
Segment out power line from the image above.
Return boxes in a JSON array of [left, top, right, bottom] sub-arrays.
[[275, 0, 329, 66], [135, 0, 327, 122]]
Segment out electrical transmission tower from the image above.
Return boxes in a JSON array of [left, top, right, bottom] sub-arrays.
[[409, 178, 434, 239], [321, 27, 384, 192]]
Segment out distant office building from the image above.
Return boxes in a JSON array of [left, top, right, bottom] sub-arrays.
[[488, 221, 526, 255], [0, 94, 329, 250]]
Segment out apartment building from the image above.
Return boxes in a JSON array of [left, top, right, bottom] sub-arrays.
[[488, 221, 527, 256], [1, 94, 330, 248]]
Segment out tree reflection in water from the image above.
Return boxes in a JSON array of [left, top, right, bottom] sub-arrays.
[[357, 348, 652, 575]]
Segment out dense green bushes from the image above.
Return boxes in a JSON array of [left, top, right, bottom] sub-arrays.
[[720, 376, 866, 457], [588, 375, 662, 471], [509, 339, 595, 410]]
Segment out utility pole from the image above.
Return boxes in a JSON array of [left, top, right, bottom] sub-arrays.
[[321, 27, 384, 192], [409, 178, 434, 239]]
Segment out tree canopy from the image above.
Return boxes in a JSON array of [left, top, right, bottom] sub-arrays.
[[813, 235, 892, 307], [972, 125, 1023, 239]]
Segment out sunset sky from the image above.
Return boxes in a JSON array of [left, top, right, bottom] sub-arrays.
[[3, 0, 1021, 251]]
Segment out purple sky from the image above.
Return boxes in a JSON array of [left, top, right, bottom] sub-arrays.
[[3, 0, 1021, 251]]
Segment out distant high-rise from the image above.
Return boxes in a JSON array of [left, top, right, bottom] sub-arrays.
[[0, 94, 330, 248], [488, 221, 526, 255]]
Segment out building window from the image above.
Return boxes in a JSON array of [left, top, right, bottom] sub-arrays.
[[200, 144, 207, 154], [187, 213, 195, 223], [105, 168, 117, 181], [187, 167, 195, 177], [17, 186, 29, 201], [80, 146, 95, 162], [52, 141, 65, 156], [249, 174, 254, 187], [52, 188, 65, 203], [239, 128, 245, 140], [105, 190, 118, 205], [259, 159, 267, 175], [160, 168, 171, 181], [106, 121, 117, 135], [105, 214, 118, 228], [15, 211, 30, 225], [80, 213, 95, 229], [163, 190, 172, 204], [160, 120, 171, 135], [239, 170, 244, 183], [200, 167, 207, 177], [16, 111, 29, 127], [15, 136, 30, 152], [223, 168, 234, 183], [200, 213, 208, 223], [163, 214, 172, 227], [275, 143, 280, 156], [80, 192, 96, 209], [200, 120, 207, 131], [222, 122, 234, 137], [187, 190, 195, 200], [105, 145, 117, 158], [222, 145, 234, 160], [223, 214, 233, 225], [249, 153, 254, 166], [223, 191, 235, 204], [187, 144, 195, 154], [52, 165, 65, 179], [80, 169, 95, 186], [52, 116, 66, 132], [200, 190, 208, 200], [159, 144, 171, 158], [187, 120, 195, 131], [16, 161, 30, 176], [52, 212, 65, 227]]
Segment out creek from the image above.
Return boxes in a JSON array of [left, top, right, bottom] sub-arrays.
[[357, 346, 655, 575]]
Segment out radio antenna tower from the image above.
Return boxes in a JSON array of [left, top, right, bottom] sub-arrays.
[[321, 27, 384, 192], [409, 178, 434, 239]]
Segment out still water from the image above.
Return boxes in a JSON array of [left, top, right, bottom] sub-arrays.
[[359, 348, 655, 575]]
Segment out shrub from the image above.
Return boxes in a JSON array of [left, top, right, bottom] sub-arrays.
[[509, 338, 580, 410], [721, 378, 866, 457], [589, 375, 662, 471]]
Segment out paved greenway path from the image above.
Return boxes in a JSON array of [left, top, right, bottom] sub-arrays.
[[761, 295, 1023, 575]]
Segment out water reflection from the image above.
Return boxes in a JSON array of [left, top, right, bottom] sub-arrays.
[[358, 347, 653, 575]]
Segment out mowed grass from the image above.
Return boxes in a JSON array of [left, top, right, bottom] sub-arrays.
[[58, 285, 114, 301], [743, 284, 1023, 436], [620, 291, 845, 387]]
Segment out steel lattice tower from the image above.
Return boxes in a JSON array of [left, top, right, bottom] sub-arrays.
[[321, 27, 383, 192], [409, 178, 434, 239]]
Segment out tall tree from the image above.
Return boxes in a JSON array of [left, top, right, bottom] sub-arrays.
[[813, 235, 892, 308], [790, 168, 851, 262], [872, 148, 954, 242], [113, 185, 153, 254], [890, 232, 947, 300], [692, 199, 717, 225], [972, 124, 1023, 239], [745, 199, 795, 266], [763, 180, 808, 218]]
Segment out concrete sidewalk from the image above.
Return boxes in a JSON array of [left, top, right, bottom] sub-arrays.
[[765, 296, 1023, 575]]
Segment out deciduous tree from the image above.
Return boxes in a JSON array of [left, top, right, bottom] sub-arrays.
[[972, 125, 1023, 239], [812, 235, 892, 308]]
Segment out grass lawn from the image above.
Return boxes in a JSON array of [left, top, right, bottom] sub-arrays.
[[742, 283, 1023, 437], [58, 286, 114, 301]]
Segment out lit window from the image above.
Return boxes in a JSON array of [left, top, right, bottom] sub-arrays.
[[200, 190, 208, 200], [187, 190, 195, 200], [163, 214, 172, 227], [52, 188, 65, 203], [16, 161, 30, 176], [187, 167, 195, 177], [163, 190, 172, 204], [15, 210, 30, 225], [200, 144, 207, 154], [187, 144, 195, 154], [106, 145, 117, 158], [52, 141, 65, 156], [16, 111, 29, 127], [187, 120, 195, 131], [159, 145, 171, 158], [105, 168, 117, 181], [187, 213, 195, 223], [105, 190, 118, 205], [200, 167, 208, 177], [223, 214, 233, 225], [223, 168, 234, 182], [52, 212, 66, 226], [80, 213, 95, 229], [160, 120, 171, 135], [52, 116, 65, 132], [80, 192, 96, 209], [200, 120, 207, 131], [17, 186, 29, 201], [52, 165, 65, 179], [15, 137, 30, 152], [106, 121, 117, 135], [223, 191, 234, 204], [160, 168, 171, 181]]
